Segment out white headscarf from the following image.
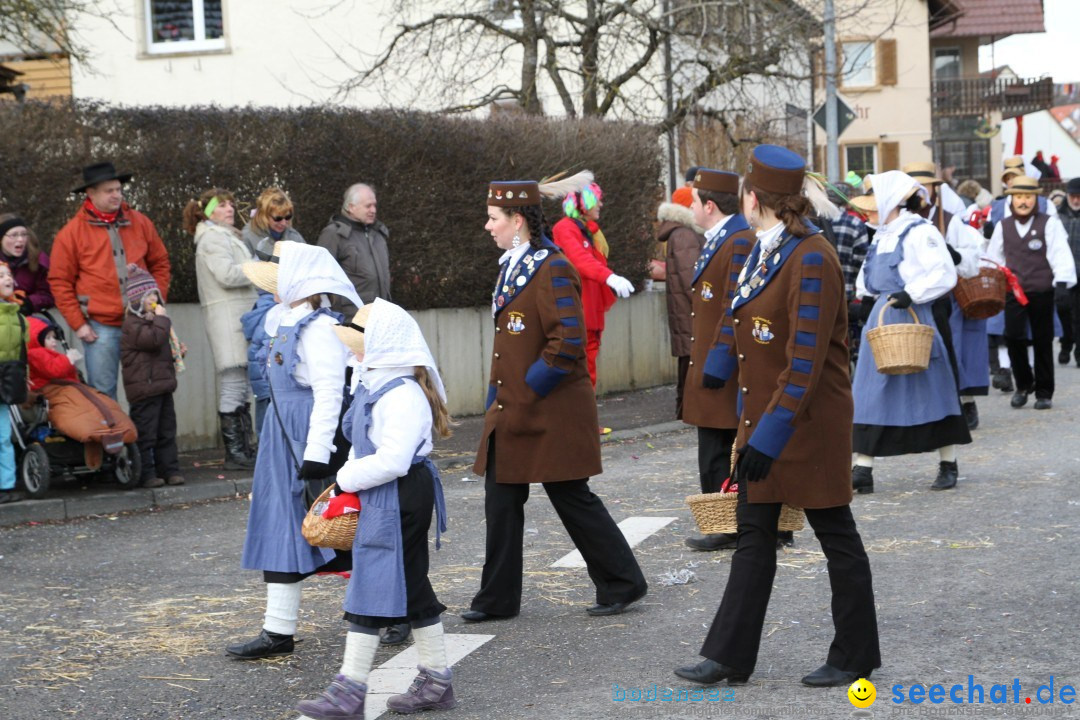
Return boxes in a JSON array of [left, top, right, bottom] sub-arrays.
[[277, 242, 363, 308], [864, 170, 929, 227], [360, 298, 446, 403]]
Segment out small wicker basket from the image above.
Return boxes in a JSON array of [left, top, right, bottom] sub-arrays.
[[865, 299, 935, 375], [302, 485, 358, 551], [685, 445, 804, 535], [953, 266, 1006, 319]]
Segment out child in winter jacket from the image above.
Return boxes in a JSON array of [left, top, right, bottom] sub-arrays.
[[0, 262, 28, 504], [120, 265, 184, 489], [27, 316, 79, 390]]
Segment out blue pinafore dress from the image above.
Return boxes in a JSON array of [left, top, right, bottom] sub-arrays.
[[342, 376, 448, 627], [852, 220, 971, 455], [241, 308, 340, 575]]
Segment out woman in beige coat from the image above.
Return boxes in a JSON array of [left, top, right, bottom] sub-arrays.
[[184, 188, 258, 469]]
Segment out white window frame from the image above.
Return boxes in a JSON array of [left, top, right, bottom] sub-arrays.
[[145, 0, 226, 55], [844, 143, 877, 176], [840, 40, 876, 88]]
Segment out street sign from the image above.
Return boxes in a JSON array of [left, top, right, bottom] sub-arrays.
[[813, 96, 857, 137]]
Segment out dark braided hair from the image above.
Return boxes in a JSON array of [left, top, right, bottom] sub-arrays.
[[501, 204, 550, 248]]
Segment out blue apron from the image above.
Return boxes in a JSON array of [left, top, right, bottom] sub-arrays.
[[241, 308, 339, 574], [852, 221, 963, 426], [948, 297, 990, 393], [343, 376, 448, 619]]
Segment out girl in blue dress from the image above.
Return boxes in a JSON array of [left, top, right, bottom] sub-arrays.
[[849, 171, 972, 493], [226, 241, 362, 660], [295, 298, 453, 719]]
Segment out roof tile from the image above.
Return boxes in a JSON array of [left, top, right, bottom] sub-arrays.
[[930, 0, 1045, 38]]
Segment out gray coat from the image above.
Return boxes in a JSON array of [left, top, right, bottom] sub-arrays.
[[316, 214, 391, 316], [239, 224, 306, 260]]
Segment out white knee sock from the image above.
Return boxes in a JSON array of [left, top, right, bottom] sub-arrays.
[[263, 582, 302, 636], [938, 445, 957, 463], [412, 622, 449, 673], [998, 346, 1010, 369], [960, 395, 973, 404], [854, 454, 874, 468], [340, 631, 380, 684]]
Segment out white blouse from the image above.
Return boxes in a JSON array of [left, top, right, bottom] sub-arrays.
[[856, 212, 958, 304]]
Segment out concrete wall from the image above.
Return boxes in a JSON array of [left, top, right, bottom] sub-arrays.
[[61, 289, 677, 451]]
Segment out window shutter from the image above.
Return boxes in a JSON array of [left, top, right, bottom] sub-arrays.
[[879, 142, 900, 171], [877, 39, 897, 86], [812, 48, 824, 90]]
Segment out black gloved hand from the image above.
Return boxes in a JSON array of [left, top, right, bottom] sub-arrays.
[[736, 444, 774, 483], [887, 290, 913, 309], [1055, 282, 1071, 306], [946, 244, 962, 266], [858, 296, 876, 323], [18, 297, 33, 315], [702, 373, 726, 389], [298, 460, 332, 480]]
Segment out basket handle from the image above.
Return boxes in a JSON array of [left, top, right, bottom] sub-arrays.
[[876, 297, 920, 328], [307, 484, 337, 517]]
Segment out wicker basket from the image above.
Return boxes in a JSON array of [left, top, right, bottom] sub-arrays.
[[953, 266, 1006, 319], [301, 485, 358, 551], [686, 491, 805, 534], [865, 299, 935, 375]]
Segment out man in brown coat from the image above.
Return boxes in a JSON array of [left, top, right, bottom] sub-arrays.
[[681, 169, 756, 551], [656, 189, 704, 419]]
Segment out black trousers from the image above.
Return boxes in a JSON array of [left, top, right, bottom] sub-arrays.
[[129, 393, 179, 481], [675, 355, 690, 420], [1057, 286, 1080, 358], [1005, 290, 1055, 398], [697, 426, 736, 494], [700, 480, 880, 674], [469, 437, 648, 616], [932, 296, 961, 391]]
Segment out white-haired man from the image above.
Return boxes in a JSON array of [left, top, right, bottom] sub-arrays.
[[316, 183, 391, 316]]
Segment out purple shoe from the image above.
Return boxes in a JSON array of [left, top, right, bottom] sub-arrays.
[[295, 674, 367, 720], [386, 666, 457, 714]]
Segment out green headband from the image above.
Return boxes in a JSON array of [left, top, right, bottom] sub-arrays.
[[203, 196, 221, 218]]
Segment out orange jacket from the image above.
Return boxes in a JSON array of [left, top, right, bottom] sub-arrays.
[[48, 204, 171, 329]]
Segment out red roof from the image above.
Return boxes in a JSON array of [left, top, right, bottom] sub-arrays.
[[930, 0, 1045, 39]]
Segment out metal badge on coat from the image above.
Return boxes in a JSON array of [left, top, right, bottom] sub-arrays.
[[507, 311, 526, 334], [752, 317, 775, 344]]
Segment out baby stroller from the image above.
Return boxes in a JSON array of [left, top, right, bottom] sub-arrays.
[[11, 312, 140, 498]]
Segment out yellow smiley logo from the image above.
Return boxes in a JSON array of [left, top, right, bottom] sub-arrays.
[[848, 678, 876, 708]]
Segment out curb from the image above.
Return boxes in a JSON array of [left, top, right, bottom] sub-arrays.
[[0, 422, 692, 527]]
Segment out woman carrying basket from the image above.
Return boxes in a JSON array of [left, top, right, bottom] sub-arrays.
[[294, 298, 455, 718], [674, 145, 880, 688], [849, 171, 971, 493], [225, 241, 361, 660]]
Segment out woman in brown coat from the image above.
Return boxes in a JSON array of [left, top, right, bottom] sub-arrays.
[[674, 145, 880, 688], [462, 178, 647, 622]]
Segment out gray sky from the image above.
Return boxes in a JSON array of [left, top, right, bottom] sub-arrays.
[[977, 0, 1079, 81]]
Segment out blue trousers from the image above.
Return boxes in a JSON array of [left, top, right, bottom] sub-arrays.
[[84, 320, 124, 400], [0, 405, 14, 490]]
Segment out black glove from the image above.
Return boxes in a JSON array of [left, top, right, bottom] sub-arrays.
[[946, 244, 962, 266], [702, 373, 726, 389], [887, 290, 913, 309], [858, 296, 876, 323], [736, 445, 774, 483], [298, 460, 332, 480], [1055, 282, 1070, 306]]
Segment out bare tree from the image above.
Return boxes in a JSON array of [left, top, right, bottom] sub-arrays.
[[0, 0, 121, 66]]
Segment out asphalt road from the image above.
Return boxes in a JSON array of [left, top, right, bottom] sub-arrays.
[[2, 372, 1079, 720]]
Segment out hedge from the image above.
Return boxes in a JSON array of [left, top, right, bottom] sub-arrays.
[[0, 101, 662, 309]]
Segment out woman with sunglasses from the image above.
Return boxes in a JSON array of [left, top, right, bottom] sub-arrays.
[[0, 214, 54, 314], [241, 187, 305, 261]]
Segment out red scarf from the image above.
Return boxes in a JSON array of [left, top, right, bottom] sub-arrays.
[[83, 197, 120, 224]]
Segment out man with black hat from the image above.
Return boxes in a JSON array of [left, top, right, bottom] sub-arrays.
[[49, 162, 171, 399], [986, 176, 1077, 410], [1057, 177, 1080, 367]]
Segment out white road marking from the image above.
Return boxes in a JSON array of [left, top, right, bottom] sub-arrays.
[[551, 516, 677, 568]]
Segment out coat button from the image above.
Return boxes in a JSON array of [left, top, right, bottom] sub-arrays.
[[497, 380, 503, 386], [690, 311, 695, 317], [688, 360, 694, 366], [734, 318, 741, 325], [742, 387, 749, 394], [494, 352, 500, 359], [497, 404, 504, 410], [691, 287, 695, 293], [744, 419, 752, 426], [690, 336, 695, 342], [496, 327, 501, 333], [739, 353, 746, 360]]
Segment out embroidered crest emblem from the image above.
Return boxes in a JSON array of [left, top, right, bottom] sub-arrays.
[[1028, 239, 1044, 251], [700, 281, 714, 301], [507, 311, 526, 334], [752, 317, 774, 344]]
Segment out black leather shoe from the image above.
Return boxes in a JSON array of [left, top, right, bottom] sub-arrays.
[[225, 629, 294, 660], [1034, 398, 1053, 410], [674, 659, 750, 686], [381, 622, 411, 646], [461, 610, 515, 623], [1010, 390, 1029, 408], [586, 587, 647, 617], [931, 461, 958, 491], [992, 368, 1014, 392], [776, 531, 794, 548], [685, 533, 737, 551], [801, 663, 871, 687], [1059, 348, 1071, 365], [962, 401, 979, 430], [852, 465, 873, 494]]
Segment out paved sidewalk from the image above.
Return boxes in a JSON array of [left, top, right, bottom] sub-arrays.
[[0, 384, 681, 527]]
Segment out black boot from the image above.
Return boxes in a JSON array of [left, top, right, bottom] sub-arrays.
[[962, 401, 979, 430], [381, 623, 411, 646], [685, 533, 738, 551], [776, 530, 794, 548], [225, 629, 294, 659], [237, 403, 258, 461], [993, 368, 1014, 392], [931, 461, 958, 491], [852, 465, 874, 494], [220, 411, 256, 470]]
